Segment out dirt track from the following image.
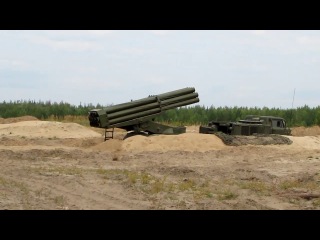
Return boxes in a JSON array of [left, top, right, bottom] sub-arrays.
[[1, 118, 320, 210]]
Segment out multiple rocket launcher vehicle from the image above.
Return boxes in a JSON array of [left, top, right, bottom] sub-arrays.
[[88, 87, 199, 140], [88, 87, 291, 140]]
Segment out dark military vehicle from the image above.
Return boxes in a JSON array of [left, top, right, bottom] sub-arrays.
[[88, 87, 199, 140], [199, 115, 291, 136]]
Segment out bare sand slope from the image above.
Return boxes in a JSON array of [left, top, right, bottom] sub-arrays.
[[291, 126, 320, 136], [0, 120, 101, 138], [286, 135, 320, 150], [0, 115, 39, 124], [91, 133, 226, 153]]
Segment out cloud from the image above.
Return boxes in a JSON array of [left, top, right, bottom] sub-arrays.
[[0, 59, 29, 70], [27, 35, 102, 51], [0, 69, 47, 89], [41, 30, 113, 38], [19, 30, 114, 52], [251, 30, 267, 36], [150, 30, 170, 36], [296, 35, 320, 45], [121, 47, 145, 55], [221, 61, 269, 73], [87, 30, 113, 36]]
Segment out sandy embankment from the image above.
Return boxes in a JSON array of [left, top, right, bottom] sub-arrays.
[[91, 133, 226, 153], [0, 120, 101, 138], [1, 118, 320, 153]]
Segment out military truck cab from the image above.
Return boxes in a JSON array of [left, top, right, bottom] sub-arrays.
[[244, 115, 290, 135], [199, 115, 291, 136]]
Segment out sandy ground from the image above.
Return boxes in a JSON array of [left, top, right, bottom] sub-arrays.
[[1, 117, 320, 210]]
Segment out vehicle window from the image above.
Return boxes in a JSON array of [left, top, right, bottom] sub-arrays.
[[275, 120, 284, 128], [272, 120, 283, 128], [272, 120, 278, 128]]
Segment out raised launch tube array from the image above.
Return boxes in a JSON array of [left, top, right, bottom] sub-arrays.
[[88, 87, 199, 130]]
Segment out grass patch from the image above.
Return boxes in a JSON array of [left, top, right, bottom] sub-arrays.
[[279, 179, 318, 191], [35, 188, 51, 199], [312, 199, 320, 207], [53, 195, 66, 206], [178, 179, 196, 191], [96, 169, 129, 181], [35, 188, 44, 198], [141, 173, 153, 184], [150, 177, 167, 194], [239, 180, 270, 193], [0, 176, 8, 185], [96, 168, 213, 199], [194, 188, 214, 199], [0, 176, 31, 209], [0, 176, 29, 194], [127, 172, 139, 184], [32, 166, 83, 176], [166, 183, 176, 193], [57, 167, 83, 175], [12, 181, 29, 194], [217, 189, 238, 200]]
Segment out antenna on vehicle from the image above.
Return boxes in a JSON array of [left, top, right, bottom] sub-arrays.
[[291, 88, 295, 109], [290, 88, 295, 126]]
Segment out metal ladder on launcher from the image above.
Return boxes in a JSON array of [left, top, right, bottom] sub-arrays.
[[104, 128, 114, 141]]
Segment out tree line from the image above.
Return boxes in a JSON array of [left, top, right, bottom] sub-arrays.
[[0, 100, 319, 127], [0, 100, 100, 120], [156, 105, 320, 127]]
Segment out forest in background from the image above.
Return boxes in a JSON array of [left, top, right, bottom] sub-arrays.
[[0, 100, 320, 127]]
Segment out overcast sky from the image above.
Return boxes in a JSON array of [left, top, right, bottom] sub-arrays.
[[0, 30, 319, 109]]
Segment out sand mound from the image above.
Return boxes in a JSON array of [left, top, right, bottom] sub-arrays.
[[90, 139, 123, 152], [286, 135, 320, 149], [123, 133, 226, 153], [0, 115, 39, 124], [185, 125, 200, 133], [0, 120, 102, 138], [291, 126, 320, 136], [89, 133, 226, 153]]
